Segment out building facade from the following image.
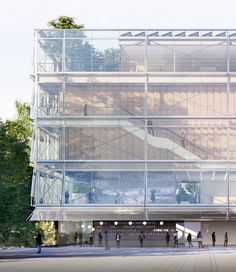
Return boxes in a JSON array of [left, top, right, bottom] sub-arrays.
[[30, 29, 236, 246]]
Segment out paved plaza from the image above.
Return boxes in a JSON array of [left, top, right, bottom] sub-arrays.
[[1, 246, 236, 272]]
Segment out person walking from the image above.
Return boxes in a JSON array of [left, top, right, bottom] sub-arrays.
[[98, 231, 103, 247], [89, 232, 94, 247], [115, 232, 121, 248], [197, 231, 203, 248], [165, 232, 170, 247], [104, 230, 110, 250], [139, 231, 146, 248], [224, 232, 228, 247], [173, 230, 179, 248], [212, 232, 216, 247], [187, 233, 193, 247], [35, 232, 43, 253], [74, 232, 78, 247]]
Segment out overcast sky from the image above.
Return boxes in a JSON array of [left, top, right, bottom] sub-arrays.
[[0, 0, 236, 120]]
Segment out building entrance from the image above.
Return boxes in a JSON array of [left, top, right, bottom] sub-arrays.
[[93, 221, 182, 247]]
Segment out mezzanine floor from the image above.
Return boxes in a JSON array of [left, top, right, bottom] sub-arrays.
[[1, 246, 236, 272]]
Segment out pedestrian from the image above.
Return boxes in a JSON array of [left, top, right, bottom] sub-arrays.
[[76, 235, 81, 247], [65, 190, 69, 204], [89, 232, 94, 247], [224, 232, 228, 247], [211, 232, 216, 247], [98, 231, 103, 247], [139, 231, 146, 248], [35, 232, 43, 253], [74, 231, 78, 247], [165, 232, 170, 247], [187, 233, 193, 247], [115, 232, 121, 248], [88, 188, 96, 204], [173, 230, 179, 248], [104, 230, 110, 250], [197, 231, 203, 248], [114, 192, 122, 204], [147, 120, 155, 136], [150, 189, 156, 204]]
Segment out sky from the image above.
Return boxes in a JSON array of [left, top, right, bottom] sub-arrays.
[[0, 0, 236, 120]]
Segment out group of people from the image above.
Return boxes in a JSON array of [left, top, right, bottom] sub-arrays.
[[167, 231, 229, 248], [35, 229, 230, 253], [211, 231, 228, 247]]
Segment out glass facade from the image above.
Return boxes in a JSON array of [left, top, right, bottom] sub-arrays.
[[31, 29, 236, 221]]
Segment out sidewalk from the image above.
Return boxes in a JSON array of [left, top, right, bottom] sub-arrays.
[[1, 246, 236, 272]]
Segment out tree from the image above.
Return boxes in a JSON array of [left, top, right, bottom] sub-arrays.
[[0, 101, 35, 247], [48, 16, 84, 29]]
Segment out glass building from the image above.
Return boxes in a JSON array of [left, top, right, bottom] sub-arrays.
[[30, 29, 236, 246]]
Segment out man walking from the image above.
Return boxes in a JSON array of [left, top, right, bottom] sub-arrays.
[[212, 232, 216, 247], [104, 230, 110, 250], [35, 232, 43, 253], [187, 233, 193, 247], [173, 230, 179, 248], [115, 232, 121, 248], [224, 232, 228, 247]]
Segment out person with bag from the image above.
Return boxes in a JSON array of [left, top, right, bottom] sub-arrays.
[[197, 231, 203, 248]]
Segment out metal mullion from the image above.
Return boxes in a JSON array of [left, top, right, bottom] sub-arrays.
[[226, 31, 230, 218], [61, 77, 66, 207], [144, 32, 148, 219]]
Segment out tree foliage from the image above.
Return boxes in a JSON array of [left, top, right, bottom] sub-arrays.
[[48, 16, 84, 29], [0, 101, 35, 247]]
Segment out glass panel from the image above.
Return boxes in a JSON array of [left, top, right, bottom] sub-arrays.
[[230, 128, 236, 160], [147, 171, 227, 205], [65, 127, 145, 160], [65, 83, 144, 116], [65, 30, 91, 38], [147, 44, 174, 72], [229, 42, 236, 72], [120, 39, 145, 72], [38, 30, 64, 38], [36, 171, 63, 205], [91, 39, 121, 72], [229, 84, 236, 115], [229, 171, 236, 204], [175, 43, 227, 72], [38, 84, 63, 116], [65, 39, 92, 72], [64, 171, 144, 205], [147, 126, 227, 160], [37, 127, 63, 160], [148, 84, 228, 116], [38, 39, 62, 72]]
